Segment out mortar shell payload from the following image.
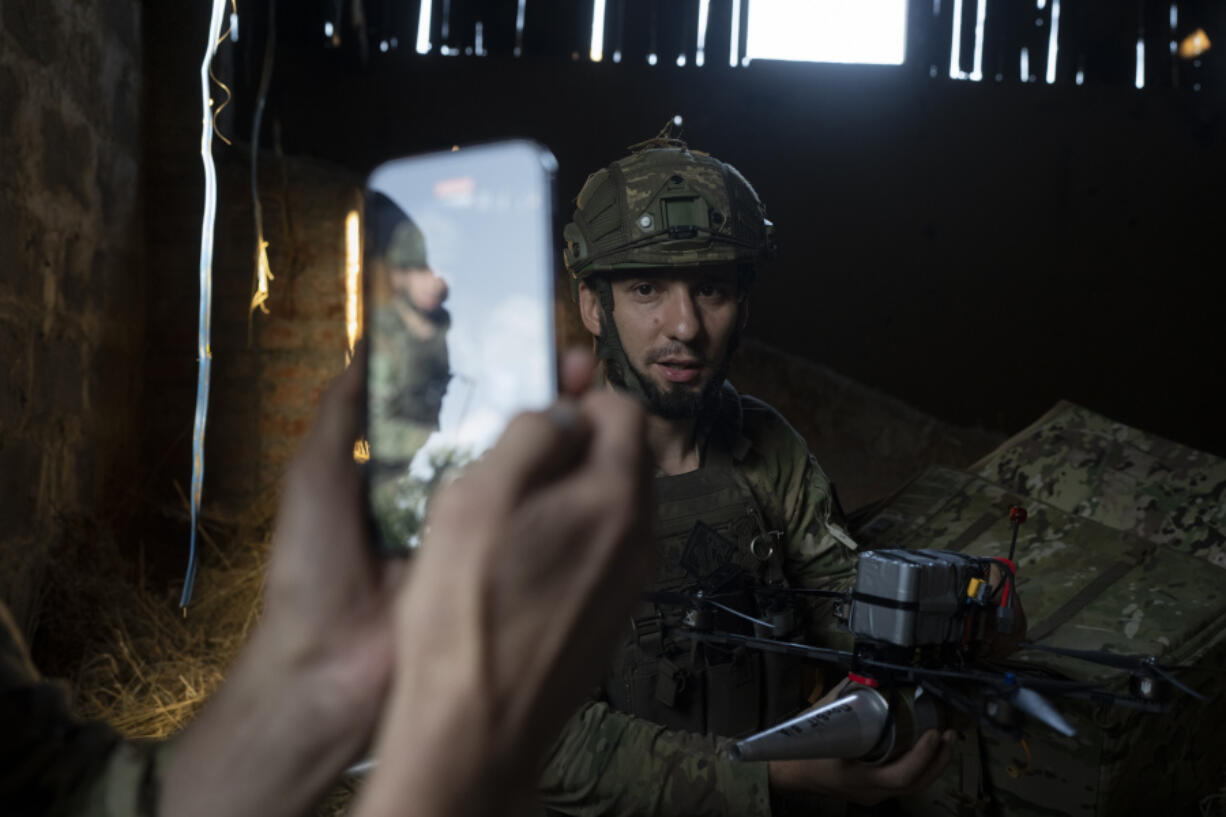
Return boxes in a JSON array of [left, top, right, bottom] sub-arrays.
[[730, 686, 891, 762], [730, 684, 944, 764]]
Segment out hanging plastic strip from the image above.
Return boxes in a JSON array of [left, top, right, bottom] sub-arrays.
[[181, 0, 233, 609]]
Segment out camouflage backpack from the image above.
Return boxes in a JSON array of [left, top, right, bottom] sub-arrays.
[[850, 403, 1226, 816]]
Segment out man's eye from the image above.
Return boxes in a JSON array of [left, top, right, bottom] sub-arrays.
[[697, 284, 726, 298], [633, 283, 655, 296]]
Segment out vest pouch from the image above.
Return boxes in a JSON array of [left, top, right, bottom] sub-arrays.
[[760, 650, 806, 726], [654, 656, 690, 708], [704, 646, 762, 737], [610, 647, 708, 734]]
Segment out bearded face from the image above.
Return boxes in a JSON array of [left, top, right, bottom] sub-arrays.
[[580, 265, 745, 420], [390, 265, 449, 324]]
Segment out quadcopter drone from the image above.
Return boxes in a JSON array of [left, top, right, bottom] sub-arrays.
[[649, 507, 1215, 765]]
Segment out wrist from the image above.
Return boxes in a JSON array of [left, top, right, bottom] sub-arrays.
[[356, 679, 530, 817], [768, 758, 838, 799]]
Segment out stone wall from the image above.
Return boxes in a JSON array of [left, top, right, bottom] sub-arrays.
[[0, 0, 144, 632]]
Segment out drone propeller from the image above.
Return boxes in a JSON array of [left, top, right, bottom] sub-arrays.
[[753, 585, 849, 600], [676, 629, 856, 665], [644, 590, 779, 631], [1001, 675, 1077, 737], [856, 658, 1087, 737], [1018, 643, 1209, 701]]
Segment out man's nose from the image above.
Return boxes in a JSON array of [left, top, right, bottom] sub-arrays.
[[431, 271, 449, 297], [662, 287, 700, 343]]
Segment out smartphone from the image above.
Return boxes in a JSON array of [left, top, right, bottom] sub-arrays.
[[362, 140, 558, 554]]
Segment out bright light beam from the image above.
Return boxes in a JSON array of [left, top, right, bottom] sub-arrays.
[[1045, 0, 1060, 83], [949, 0, 966, 77], [970, 0, 987, 80], [729, 0, 741, 67], [515, 0, 526, 55], [183, 0, 231, 609], [345, 210, 362, 358], [590, 0, 606, 61], [1136, 37, 1145, 88], [748, 0, 907, 65], [345, 210, 369, 463], [416, 0, 433, 54], [697, 0, 710, 66]]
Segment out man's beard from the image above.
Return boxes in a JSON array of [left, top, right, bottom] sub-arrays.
[[606, 343, 732, 420]]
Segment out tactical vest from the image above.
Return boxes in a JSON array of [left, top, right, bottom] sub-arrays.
[[387, 324, 450, 427], [604, 449, 808, 738]]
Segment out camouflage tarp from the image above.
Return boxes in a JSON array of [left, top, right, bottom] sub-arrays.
[[973, 400, 1226, 569], [852, 467, 1226, 816]]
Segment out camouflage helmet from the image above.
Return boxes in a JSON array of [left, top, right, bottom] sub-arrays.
[[565, 141, 769, 415], [368, 191, 430, 269], [563, 145, 775, 285], [386, 220, 429, 269]]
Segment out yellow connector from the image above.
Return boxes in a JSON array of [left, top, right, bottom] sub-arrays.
[[966, 577, 986, 599]]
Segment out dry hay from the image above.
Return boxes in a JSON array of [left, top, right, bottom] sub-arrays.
[[33, 486, 360, 814], [34, 487, 279, 740]]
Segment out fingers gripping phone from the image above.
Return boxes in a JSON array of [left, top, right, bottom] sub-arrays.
[[363, 141, 558, 554]]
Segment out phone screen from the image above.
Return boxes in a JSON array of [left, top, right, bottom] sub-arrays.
[[363, 141, 557, 554]]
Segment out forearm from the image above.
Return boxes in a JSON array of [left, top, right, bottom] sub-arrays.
[[538, 701, 772, 817], [160, 626, 374, 817], [351, 673, 522, 817]]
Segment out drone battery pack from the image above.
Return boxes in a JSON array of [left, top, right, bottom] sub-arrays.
[[849, 549, 987, 648]]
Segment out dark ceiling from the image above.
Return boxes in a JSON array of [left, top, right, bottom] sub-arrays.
[[144, 0, 1226, 455]]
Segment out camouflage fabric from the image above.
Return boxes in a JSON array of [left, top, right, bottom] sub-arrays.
[[386, 219, 428, 269], [537, 384, 859, 816], [853, 467, 1226, 816], [0, 602, 166, 817], [539, 701, 771, 817], [973, 400, 1226, 569], [367, 304, 450, 464], [563, 146, 775, 279]]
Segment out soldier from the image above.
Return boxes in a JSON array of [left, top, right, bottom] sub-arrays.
[[539, 139, 955, 815], [366, 191, 452, 471]]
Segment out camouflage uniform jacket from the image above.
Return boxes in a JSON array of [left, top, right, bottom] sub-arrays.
[[537, 383, 859, 817], [0, 602, 168, 817]]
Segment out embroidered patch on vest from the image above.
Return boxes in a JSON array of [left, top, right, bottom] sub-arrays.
[[681, 520, 742, 591]]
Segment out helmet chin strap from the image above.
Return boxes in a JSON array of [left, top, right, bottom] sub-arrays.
[[592, 277, 656, 405]]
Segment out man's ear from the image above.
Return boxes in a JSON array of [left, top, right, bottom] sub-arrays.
[[578, 281, 604, 336], [737, 297, 750, 333]]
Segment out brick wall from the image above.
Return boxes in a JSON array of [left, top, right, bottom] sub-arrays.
[[141, 147, 360, 532], [209, 153, 361, 505], [0, 0, 144, 631]]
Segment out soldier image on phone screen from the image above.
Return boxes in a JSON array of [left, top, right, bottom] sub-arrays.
[[366, 192, 454, 545], [368, 192, 451, 456], [363, 142, 558, 553]]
